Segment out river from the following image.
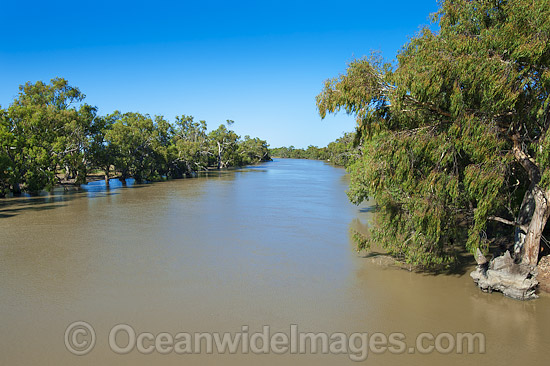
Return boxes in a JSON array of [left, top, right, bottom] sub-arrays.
[[1, 158, 548, 365]]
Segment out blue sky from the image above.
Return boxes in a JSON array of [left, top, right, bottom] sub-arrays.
[[0, 0, 440, 148]]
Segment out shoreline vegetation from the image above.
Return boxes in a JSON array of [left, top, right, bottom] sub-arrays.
[[315, 0, 550, 299], [0, 78, 271, 197], [269, 132, 361, 167]]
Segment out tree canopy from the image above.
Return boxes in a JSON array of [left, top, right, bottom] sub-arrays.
[[317, 0, 550, 268]]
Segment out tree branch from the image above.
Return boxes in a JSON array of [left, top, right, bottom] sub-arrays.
[[512, 133, 541, 183], [403, 95, 452, 117], [488, 215, 528, 233]]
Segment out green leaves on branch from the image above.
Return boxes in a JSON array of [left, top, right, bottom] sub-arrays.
[[317, 0, 550, 268]]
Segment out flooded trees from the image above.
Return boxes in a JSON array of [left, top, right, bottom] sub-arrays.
[[172, 115, 210, 176], [0, 78, 271, 195]]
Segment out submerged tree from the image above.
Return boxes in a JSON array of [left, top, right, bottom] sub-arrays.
[[104, 111, 171, 183], [172, 115, 210, 175], [208, 121, 240, 169], [5, 78, 96, 193], [238, 135, 271, 165], [317, 0, 550, 268]]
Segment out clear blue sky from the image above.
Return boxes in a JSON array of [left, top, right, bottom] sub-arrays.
[[0, 0, 439, 148]]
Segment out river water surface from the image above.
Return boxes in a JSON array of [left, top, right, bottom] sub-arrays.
[[1, 158, 549, 365]]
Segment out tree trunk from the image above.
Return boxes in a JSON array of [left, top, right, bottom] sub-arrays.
[[521, 186, 550, 266], [217, 142, 222, 169], [511, 135, 548, 267], [12, 182, 21, 195], [514, 188, 535, 257]]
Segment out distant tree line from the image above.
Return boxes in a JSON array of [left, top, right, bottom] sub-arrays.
[[270, 132, 361, 167], [0, 78, 270, 197]]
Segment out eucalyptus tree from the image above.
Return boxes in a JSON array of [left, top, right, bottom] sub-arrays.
[[104, 111, 173, 183], [5, 78, 96, 193], [237, 135, 271, 165], [208, 121, 240, 169], [88, 114, 117, 185], [172, 115, 210, 175], [326, 132, 361, 167], [317, 0, 550, 267]]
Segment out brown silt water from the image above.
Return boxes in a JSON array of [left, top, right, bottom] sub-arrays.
[[1, 159, 549, 365]]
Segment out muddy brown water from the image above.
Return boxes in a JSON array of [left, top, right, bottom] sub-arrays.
[[1, 159, 548, 365]]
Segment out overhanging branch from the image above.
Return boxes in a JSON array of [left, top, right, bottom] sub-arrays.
[[488, 215, 528, 233]]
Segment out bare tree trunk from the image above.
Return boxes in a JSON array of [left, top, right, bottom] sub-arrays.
[[514, 188, 535, 256], [217, 141, 222, 169], [521, 186, 550, 266], [512, 135, 548, 266], [104, 167, 110, 186], [65, 165, 71, 180]]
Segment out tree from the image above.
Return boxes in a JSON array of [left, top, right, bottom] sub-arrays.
[[172, 115, 210, 176], [317, 0, 550, 268], [326, 132, 361, 167], [104, 111, 171, 183], [208, 121, 240, 169], [88, 115, 117, 185], [6, 78, 96, 193], [238, 135, 271, 165]]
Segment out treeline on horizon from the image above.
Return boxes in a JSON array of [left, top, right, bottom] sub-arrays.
[[270, 132, 361, 167], [0, 78, 271, 197]]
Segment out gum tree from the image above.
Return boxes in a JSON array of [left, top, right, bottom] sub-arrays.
[[208, 121, 240, 169], [6, 78, 96, 192], [317, 0, 550, 268], [104, 111, 170, 183], [172, 115, 210, 175]]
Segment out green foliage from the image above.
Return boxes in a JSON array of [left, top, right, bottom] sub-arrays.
[[4, 78, 97, 193], [270, 132, 360, 167], [0, 108, 13, 197], [0, 79, 271, 195], [208, 123, 241, 169], [317, 0, 550, 268], [326, 132, 361, 166], [172, 115, 210, 176], [237, 135, 271, 165], [104, 111, 170, 182]]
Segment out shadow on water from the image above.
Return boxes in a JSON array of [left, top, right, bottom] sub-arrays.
[[351, 204, 475, 277], [358, 249, 475, 277], [360, 251, 390, 259], [422, 251, 477, 277], [0, 167, 246, 219], [0, 178, 152, 218], [359, 205, 378, 213]]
